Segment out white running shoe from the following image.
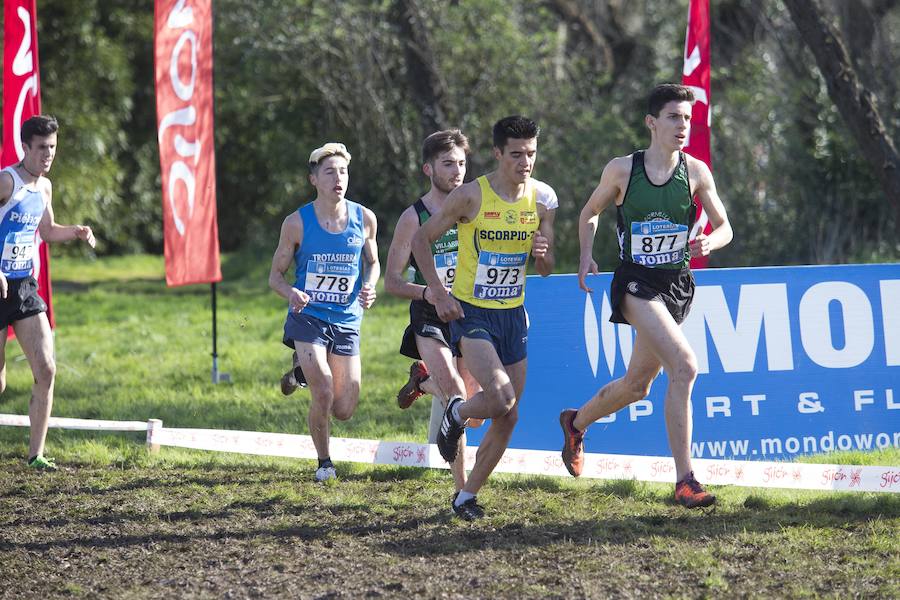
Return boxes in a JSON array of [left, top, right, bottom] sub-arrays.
[[315, 465, 337, 482]]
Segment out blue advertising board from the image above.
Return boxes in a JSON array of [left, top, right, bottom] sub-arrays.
[[465, 264, 900, 460]]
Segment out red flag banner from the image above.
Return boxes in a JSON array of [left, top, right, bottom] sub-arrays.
[[2, 0, 54, 327], [154, 0, 222, 287], [682, 0, 713, 269]]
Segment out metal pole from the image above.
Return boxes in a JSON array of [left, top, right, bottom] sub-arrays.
[[211, 282, 218, 383], [211, 282, 230, 383]]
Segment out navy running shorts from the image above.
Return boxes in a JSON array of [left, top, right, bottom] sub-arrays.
[[449, 299, 527, 366], [283, 311, 360, 356]]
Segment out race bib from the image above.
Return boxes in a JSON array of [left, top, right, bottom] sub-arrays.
[[1, 232, 34, 275], [434, 251, 457, 288], [473, 251, 527, 301], [630, 221, 688, 266], [304, 260, 357, 305]]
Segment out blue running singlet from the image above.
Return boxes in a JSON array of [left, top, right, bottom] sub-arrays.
[[292, 200, 366, 330]]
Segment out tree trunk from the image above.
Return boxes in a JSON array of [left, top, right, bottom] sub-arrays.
[[783, 0, 900, 215], [389, 0, 449, 134]]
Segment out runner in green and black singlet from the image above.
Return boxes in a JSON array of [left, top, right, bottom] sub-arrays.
[[617, 150, 695, 270], [384, 129, 479, 493], [561, 84, 733, 510]]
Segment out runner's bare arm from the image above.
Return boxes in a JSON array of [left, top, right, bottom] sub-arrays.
[[688, 157, 732, 258], [578, 157, 630, 292], [384, 207, 426, 301], [0, 172, 13, 206], [358, 207, 380, 309], [268, 212, 310, 312], [533, 205, 555, 276], [37, 182, 95, 247], [411, 182, 479, 321], [0, 173, 12, 297]]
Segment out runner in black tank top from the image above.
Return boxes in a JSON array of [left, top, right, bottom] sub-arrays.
[[559, 84, 734, 509], [384, 130, 481, 493]]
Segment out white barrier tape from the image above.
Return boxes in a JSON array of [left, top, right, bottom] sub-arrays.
[[2, 413, 896, 493], [0, 413, 149, 432], [149, 425, 900, 494]]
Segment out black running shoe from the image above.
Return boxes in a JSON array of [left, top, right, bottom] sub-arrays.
[[451, 493, 485, 521], [280, 352, 308, 396], [437, 396, 465, 463]]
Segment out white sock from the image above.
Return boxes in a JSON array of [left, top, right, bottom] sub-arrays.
[[454, 490, 475, 506], [450, 397, 465, 425]]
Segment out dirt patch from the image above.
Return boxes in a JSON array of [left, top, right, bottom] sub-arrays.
[[1, 459, 898, 599]]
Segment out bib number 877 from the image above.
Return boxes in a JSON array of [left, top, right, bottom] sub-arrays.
[[641, 234, 680, 253]]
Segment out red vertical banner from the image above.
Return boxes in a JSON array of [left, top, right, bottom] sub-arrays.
[[2, 0, 54, 327], [155, 0, 222, 287], [682, 0, 713, 269]]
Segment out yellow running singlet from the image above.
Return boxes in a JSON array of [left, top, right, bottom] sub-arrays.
[[451, 176, 539, 309]]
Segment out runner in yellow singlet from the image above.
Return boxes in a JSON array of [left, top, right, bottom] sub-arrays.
[[411, 116, 557, 520]]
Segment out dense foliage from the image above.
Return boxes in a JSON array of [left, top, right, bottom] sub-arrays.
[[17, 0, 900, 267]]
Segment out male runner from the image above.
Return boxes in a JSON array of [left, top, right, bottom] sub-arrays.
[[411, 116, 557, 520], [384, 129, 478, 490], [559, 84, 733, 508], [269, 143, 379, 482], [0, 115, 96, 470]]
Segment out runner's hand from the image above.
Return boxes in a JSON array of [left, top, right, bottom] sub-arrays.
[[690, 233, 710, 258], [431, 286, 464, 322], [76, 225, 96, 248], [358, 283, 376, 309], [532, 231, 549, 259], [578, 256, 599, 293], [0, 273, 6, 299], [288, 288, 310, 312]]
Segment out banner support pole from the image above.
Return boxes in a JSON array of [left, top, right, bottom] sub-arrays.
[[211, 282, 230, 383]]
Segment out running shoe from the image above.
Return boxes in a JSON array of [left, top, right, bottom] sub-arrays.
[[559, 408, 584, 477], [280, 353, 307, 395], [315, 465, 337, 482], [397, 360, 430, 409], [674, 471, 716, 508], [27, 455, 58, 471], [437, 396, 465, 463], [451, 493, 485, 521]]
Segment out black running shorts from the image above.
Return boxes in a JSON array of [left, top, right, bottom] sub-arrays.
[[399, 299, 455, 360], [610, 261, 695, 325], [0, 276, 47, 329]]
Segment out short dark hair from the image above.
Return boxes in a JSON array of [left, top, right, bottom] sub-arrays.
[[421, 129, 470, 164], [21, 115, 59, 145], [647, 84, 694, 117], [492, 116, 539, 151]]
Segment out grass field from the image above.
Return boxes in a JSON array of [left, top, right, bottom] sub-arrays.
[[1, 253, 898, 599]]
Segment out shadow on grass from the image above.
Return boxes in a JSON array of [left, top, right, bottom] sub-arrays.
[[382, 493, 900, 557], [0, 505, 449, 553], [3, 489, 896, 555]]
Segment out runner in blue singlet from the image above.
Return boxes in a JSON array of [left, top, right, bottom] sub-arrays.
[[268, 143, 379, 482], [0, 115, 96, 470]]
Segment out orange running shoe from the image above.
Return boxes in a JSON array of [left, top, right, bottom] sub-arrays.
[[397, 360, 430, 409], [559, 409, 584, 477], [675, 471, 717, 508]]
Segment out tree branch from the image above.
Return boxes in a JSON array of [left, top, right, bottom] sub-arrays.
[[783, 0, 900, 214]]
